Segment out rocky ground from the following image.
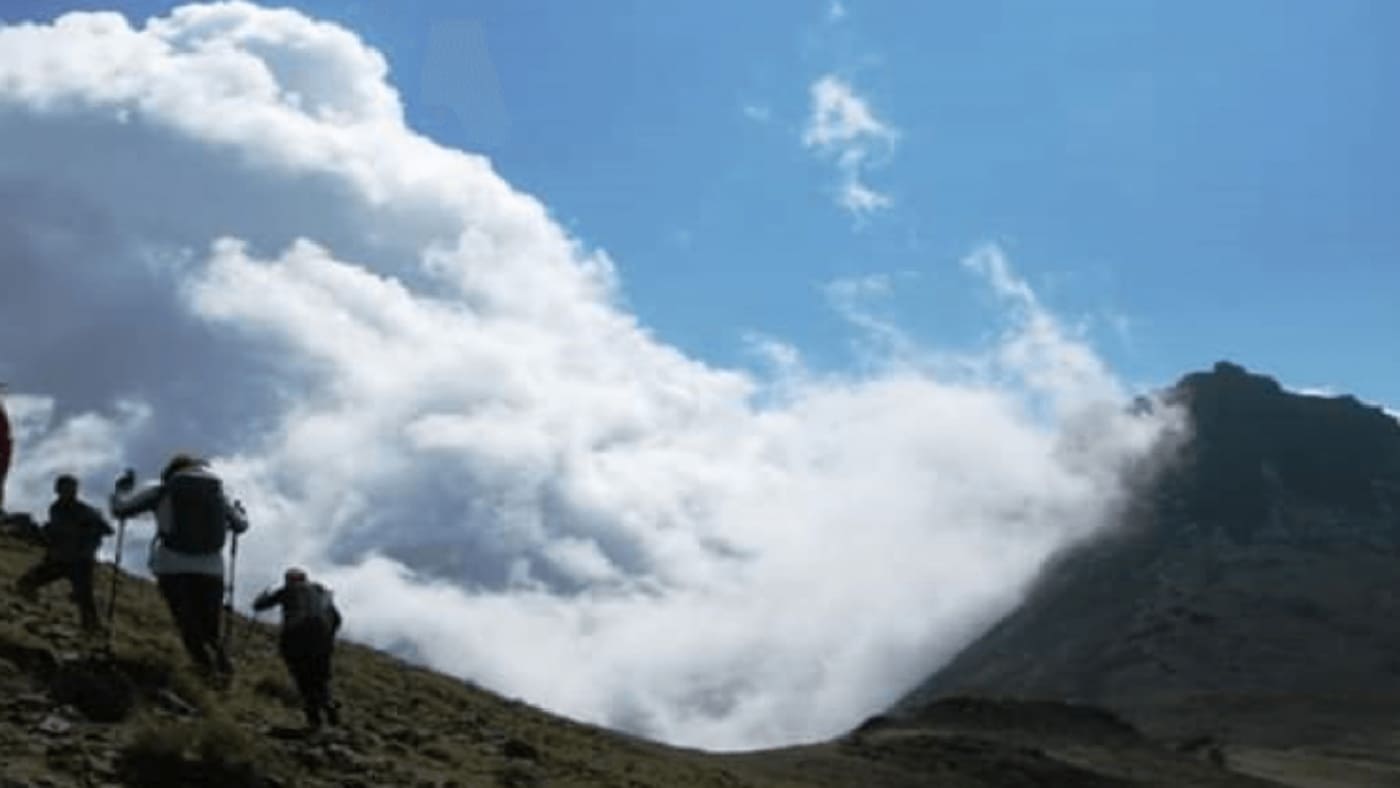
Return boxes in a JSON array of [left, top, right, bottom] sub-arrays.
[[0, 525, 766, 788]]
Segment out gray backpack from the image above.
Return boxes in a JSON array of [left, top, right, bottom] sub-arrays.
[[162, 472, 228, 554]]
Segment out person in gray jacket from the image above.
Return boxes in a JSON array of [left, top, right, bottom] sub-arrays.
[[111, 453, 248, 675], [16, 474, 113, 632], [254, 567, 343, 729]]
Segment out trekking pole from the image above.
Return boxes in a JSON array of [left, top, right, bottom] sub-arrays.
[[222, 528, 240, 650], [105, 468, 135, 652], [104, 516, 126, 650]]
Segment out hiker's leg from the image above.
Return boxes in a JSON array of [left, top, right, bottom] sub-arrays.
[[190, 574, 229, 672], [316, 627, 338, 712], [68, 560, 99, 631], [282, 629, 321, 726], [158, 574, 210, 669], [316, 642, 340, 724], [304, 633, 331, 714], [18, 558, 67, 593]]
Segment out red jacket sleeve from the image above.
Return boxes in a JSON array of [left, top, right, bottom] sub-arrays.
[[0, 401, 12, 484]]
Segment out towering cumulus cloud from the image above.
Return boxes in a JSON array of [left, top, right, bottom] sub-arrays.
[[0, 3, 1180, 748]]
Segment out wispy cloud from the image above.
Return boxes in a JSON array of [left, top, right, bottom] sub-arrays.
[[1101, 311, 1134, 347], [741, 102, 772, 124], [827, 1, 848, 22], [802, 75, 897, 219], [821, 273, 911, 360]]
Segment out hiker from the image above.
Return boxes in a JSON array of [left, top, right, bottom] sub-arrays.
[[110, 453, 248, 675], [0, 383, 12, 514], [15, 475, 114, 632], [254, 567, 343, 729]]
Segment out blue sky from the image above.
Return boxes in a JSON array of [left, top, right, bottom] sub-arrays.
[[10, 0, 1399, 405]]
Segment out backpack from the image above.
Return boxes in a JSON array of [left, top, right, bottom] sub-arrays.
[[305, 584, 338, 627], [162, 471, 228, 554], [286, 582, 341, 633]]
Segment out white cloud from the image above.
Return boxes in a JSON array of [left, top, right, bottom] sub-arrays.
[[1291, 385, 1338, 398], [0, 4, 1180, 750], [839, 178, 892, 215], [802, 75, 897, 219], [962, 246, 1124, 417], [828, 2, 848, 22], [2, 395, 151, 510], [803, 76, 895, 151]]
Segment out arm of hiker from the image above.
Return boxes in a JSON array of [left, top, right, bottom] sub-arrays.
[[88, 504, 114, 536], [109, 469, 161, 519], [109, 483, 161, 518], [226, 497, 249, 535], [252, 586, 285, 611]]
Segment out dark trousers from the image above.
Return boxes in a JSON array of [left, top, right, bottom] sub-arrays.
[[157, 573, 227, 671], [19, 558, 98, 630], [281, 621, 335, 725]]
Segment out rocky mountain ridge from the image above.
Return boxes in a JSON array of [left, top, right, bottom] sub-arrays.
[[897, 361, 1400, 787]]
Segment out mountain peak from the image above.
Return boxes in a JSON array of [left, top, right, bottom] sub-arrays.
[[896, 362, 1400, 784], [1161, 361, 1400, 534]]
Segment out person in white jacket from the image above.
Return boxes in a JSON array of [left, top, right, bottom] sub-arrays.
[[111, 453, 248, 676]]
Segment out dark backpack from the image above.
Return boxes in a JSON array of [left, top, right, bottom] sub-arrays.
[[161, 472, 227, 555], [284, 582, 341, 633], [305, 583, 340, 630]]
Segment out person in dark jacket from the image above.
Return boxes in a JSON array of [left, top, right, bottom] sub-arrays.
[[16, 474, 114, 632], [110, 453, 249, 675], [254, 567, 343, 729]]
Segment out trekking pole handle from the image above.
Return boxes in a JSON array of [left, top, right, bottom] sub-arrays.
[[226, 530, 239, 595]]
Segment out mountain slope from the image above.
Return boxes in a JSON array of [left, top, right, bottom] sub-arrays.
[[1, 514, 1275, 786], [896, 361, 1400, 786], [0, 523, 769, 787]]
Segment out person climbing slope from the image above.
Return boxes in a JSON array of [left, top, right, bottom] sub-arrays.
[[110, 453, 248, 676], [254, 567, 343, 730], [15, 474, 114, 633]]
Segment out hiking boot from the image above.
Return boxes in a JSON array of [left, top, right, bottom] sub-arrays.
[[324, 701, 341, 727], [14, 581, 37, 603]]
